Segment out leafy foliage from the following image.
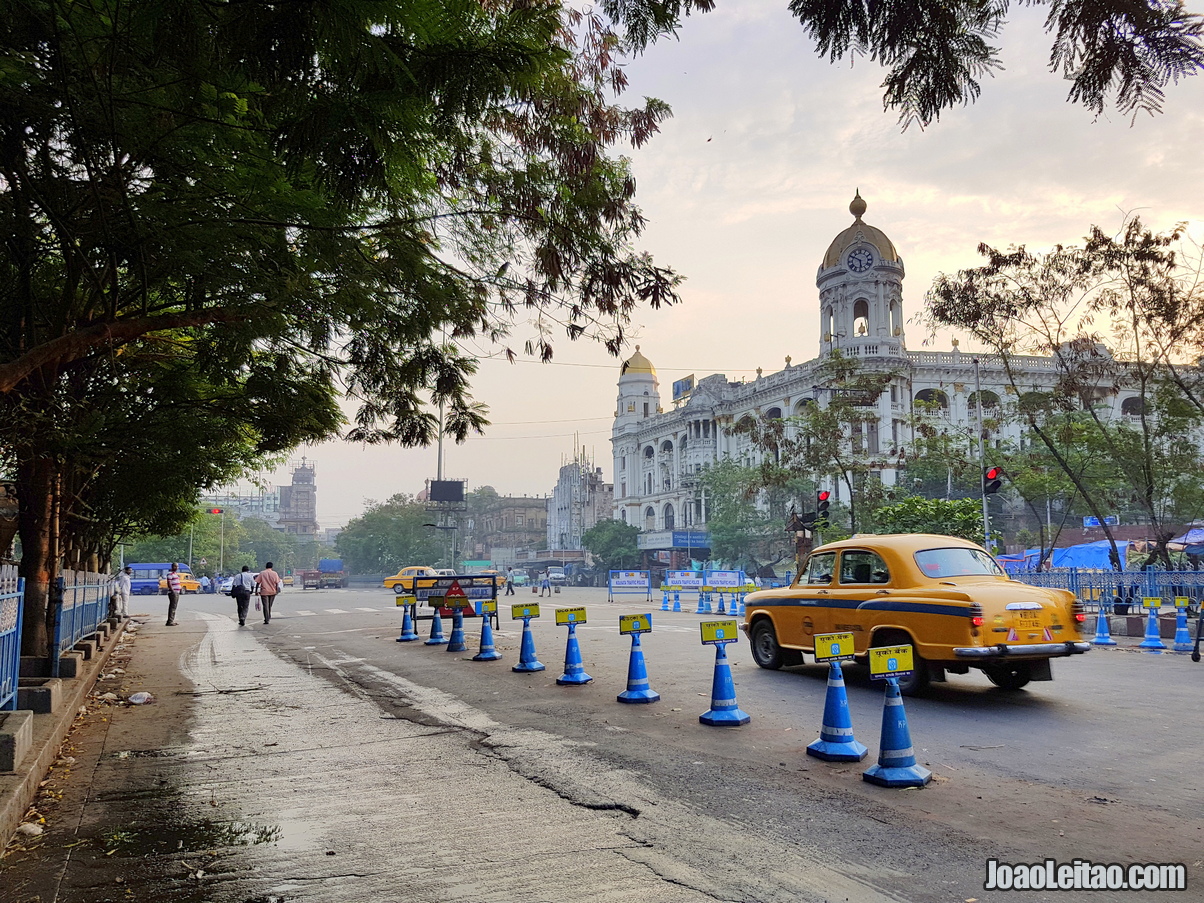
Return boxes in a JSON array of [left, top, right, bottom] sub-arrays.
[[874, 496, 986, 544], [336, 495, 446, 574], [581, 519, 641, 571]]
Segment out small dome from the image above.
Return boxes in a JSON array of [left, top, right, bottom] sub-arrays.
[[822, 191, 901, 269], [620, 345, 656, 376]]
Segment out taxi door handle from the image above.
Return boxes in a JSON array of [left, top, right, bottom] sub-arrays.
[[875, 589, 890, 595], [817, 589, 829, 595]]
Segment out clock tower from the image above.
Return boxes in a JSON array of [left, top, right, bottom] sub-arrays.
[[816, 191, 906, 358]]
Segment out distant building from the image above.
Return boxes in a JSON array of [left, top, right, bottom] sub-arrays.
[[276, 459, 320, 536], [464, 494, 547, 567], [546, 450, 614, 552]]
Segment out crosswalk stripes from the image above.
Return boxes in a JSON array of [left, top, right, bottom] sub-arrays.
[[294, 610, 316, 616], [324, 608, 349, 614], [355, 607, 376, 612]]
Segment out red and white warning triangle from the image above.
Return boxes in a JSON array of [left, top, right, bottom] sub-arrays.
[[445, 580, 467, 598]]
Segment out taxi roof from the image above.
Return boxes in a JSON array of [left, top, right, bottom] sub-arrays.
[[812, 534, 985, 555]]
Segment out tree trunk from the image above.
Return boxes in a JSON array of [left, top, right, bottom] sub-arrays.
[[17, 453, 59, 658]]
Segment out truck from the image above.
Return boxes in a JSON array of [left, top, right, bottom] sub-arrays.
[[317, 558, 348, 589]]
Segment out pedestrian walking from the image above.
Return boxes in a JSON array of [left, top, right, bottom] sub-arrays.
[[165, 562, 183, 626], [230, 566, 255, 626], [255, 561, 283, 624], [505, 567, 515, 595], [200, 574, 211, 594], [114, 566, 131, 619], [540, 570, 551, 597]]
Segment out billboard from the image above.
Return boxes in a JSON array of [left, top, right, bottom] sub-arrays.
[[429, 480, 465, 502], [672, 374, 695, 402]]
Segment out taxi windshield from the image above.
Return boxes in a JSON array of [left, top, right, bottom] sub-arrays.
[[913, 547, 1003, 578]]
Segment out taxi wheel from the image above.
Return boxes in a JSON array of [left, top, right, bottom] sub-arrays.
[[393, 585, 405, 595], [749, 620, 784, 670], [983, 663, 1032, 690]]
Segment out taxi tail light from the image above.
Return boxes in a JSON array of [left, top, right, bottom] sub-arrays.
[[1072, 599, 1086, 623], [969, 603, 984, 627]]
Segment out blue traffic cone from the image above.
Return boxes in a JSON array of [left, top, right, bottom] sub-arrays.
[[473, 612, 502, 661], [806, 661, 868, 761], [446, 608, 468, 652], [661, 587, 670, 611], [672, 590, 682, 612], [703, 592, 713, 614], [699, 644, 750, 726], [512, 617, 545, 672], [1139, 604, 1167, 652], [694, 592, 706, 615], [717, 593, 727, 614], [617, 634, 660, 703], [396, 603, 419, 642], [425, 609, 448, 645], [1173, 607, 1193, 652], [557, 622, 592, 685], [863, 677, 931, 787], [1091, 605, 1116, 646]]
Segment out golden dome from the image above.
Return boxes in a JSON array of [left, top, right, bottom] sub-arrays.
[[620, 345, 656, 376], [822, 191, 901, 269]]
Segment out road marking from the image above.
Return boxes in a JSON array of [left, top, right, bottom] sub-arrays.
[[324, 608, 349, 614], [355, 607, 376, 612], [294, 610, 317, 616]]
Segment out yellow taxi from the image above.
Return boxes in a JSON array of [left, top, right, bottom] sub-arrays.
[[742, 534, 1089, 695], [158, 571, 202, 593], [383, 566, 438, 595]]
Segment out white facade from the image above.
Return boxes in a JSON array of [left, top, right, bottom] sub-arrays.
[[546, 451, 614, 551], [610, 193, 1133, 542]]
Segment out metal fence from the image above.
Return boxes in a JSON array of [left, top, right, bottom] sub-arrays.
[[0, 565, 24, 710], [52, 569, 113, 678], [1010, 568, 1204, 612]]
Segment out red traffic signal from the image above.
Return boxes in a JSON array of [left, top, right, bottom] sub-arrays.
[[983, 466, 1003, 496], [206, 507, 224, 514], [817, 490, 831, 502], [816, 489, 831, 524]]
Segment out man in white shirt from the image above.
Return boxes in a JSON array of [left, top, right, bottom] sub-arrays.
[[114, 566, 131, 619]]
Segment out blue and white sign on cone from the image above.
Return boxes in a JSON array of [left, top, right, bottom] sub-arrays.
[[557, 622, 592, 685], [617, 614, 659, 703], [396, 602, 419, 642], [473, 614, 502, 661], [446, 608, 468, 652], [806, 660, 867, 761], [424, 609, 448, 645], [512, 617, 545, 672], [1091, 604, 1116, 646], [699, 642, 750, 726], [863, 677, 931, 788]]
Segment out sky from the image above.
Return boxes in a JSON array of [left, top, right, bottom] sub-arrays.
[[244, 3, 1204, 530]]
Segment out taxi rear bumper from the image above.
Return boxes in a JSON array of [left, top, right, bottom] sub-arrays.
[[953, 641, 1090, 659]]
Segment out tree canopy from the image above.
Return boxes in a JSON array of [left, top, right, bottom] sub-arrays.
[[581, 519, 641, 571], [336, 495, 446, 574]]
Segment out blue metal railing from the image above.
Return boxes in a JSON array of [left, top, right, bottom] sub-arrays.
[[1011, 567, 1204, 611], [0, 566, 24, 710], [52, 569, 112, 678]]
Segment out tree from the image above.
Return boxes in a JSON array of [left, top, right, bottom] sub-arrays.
[[874, 496, 986, 544], [1, 0, 683, 654], [925, 217, 1204, 568], [336, 495, 446, 575], [581, 519, 641, 571], [696, 458, 796, 571], [604, 0, 1204, 127]]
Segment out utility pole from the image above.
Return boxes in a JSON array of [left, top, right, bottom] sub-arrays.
[[974, 358, 990, 550]]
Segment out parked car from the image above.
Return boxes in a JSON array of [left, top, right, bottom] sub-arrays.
[[435, 569, 457, 577], [383, 566, 438, 595], [742, 534, 1089, 695]]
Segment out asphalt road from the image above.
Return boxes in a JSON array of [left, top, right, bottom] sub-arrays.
[[4, 585, 1201, 902]]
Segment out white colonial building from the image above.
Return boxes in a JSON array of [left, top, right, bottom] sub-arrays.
[[610, 193, 1140, 561]]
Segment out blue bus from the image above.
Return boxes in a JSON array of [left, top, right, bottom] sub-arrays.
[[126, 563, 199, 595]]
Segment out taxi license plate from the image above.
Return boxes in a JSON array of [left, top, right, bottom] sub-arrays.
[[1016, 615, 1042, 630]]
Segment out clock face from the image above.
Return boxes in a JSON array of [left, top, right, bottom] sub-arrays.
[[847, 248, 873, 273]]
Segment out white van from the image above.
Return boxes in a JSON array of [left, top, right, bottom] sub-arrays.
[[546, 566, 566, 586]]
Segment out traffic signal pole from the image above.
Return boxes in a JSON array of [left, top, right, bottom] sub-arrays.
[[974, 359, 990, 550]]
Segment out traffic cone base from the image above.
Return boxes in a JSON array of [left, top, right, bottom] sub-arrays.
[[862, 678, 930, 788], [806, 661, 867, 762], [557, 624, 593, 685], [1139, 609, 1167, 652], [699, 645, 750, 726], [617, 634, 660, 703]]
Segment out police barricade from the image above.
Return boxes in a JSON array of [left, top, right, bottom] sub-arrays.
[[608, 570, 651, 604], [702, 569, 744, 615], [664, 570, 703, 612]]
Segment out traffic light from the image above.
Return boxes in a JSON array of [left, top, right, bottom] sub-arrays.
[[816, 490, 831, 525], [206, 507, 224, 514], [983, 466, 1003, 496]]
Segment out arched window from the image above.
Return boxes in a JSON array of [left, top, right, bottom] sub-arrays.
[[737, 415, 754, 430], [968, 390, 1001, 410], [663, 503, 675, 531], [1121, 396, 1146, 416], [826, 308, 835, 339], [914, 388, 949, 410], [890, 299, 901, 336], [795, 398, 815, 415], [764, 407, 782, 420], [643, 445, 654, 459], [621, 509, 627, 524], [661, 439, 674, 454], [644, 506, 656, 531], [853, 298, 870, 337]]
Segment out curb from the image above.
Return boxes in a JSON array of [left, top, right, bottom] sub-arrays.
[[0, 618, 126, 846]]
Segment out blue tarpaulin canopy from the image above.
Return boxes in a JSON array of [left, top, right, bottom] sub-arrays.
[[1171, 527, 1204, 557], [1000, 541, 1129, 571]]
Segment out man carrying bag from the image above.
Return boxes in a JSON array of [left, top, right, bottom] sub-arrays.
[[230, 566, 255, 627]]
